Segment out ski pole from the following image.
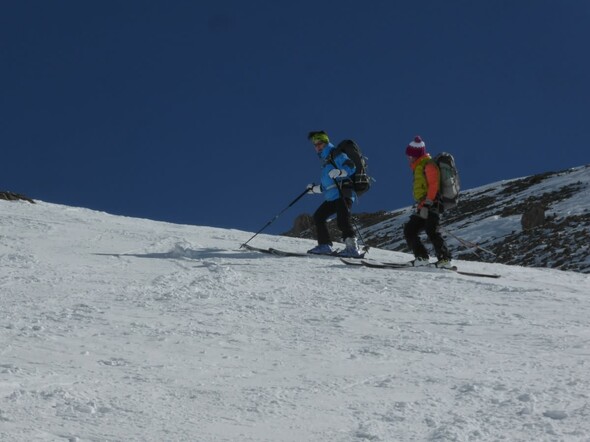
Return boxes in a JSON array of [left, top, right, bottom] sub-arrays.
[[439, 227, 497, 257], [241, 187, 310, 247]]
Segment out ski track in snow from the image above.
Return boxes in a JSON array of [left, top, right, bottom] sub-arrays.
[[1, 200, 590, 441]]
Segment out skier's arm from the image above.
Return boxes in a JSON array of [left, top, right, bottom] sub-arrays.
[[334, 154, 356, 177]]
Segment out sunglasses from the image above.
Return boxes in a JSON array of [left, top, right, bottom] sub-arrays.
[[312, 140, 325, 147]]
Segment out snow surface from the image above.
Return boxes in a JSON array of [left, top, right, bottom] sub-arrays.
[[1, 200, 590, 441]]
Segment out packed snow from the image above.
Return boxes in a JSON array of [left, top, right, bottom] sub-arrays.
[[1, 199, 589, 441]]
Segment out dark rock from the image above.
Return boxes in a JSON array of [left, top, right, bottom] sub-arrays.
[[0, 191, 35, 204], [521, 205, 545, 231]]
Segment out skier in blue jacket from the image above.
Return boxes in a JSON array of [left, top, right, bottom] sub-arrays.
[[306, 131, 362, 257]]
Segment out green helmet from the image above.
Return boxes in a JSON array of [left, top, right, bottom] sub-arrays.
[[307, 131, 329, 144]]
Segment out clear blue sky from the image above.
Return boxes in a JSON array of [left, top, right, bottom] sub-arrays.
[[3, 1, 589, 235]]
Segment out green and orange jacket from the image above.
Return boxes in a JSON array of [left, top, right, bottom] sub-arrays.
[[409, 154, 440, 207]]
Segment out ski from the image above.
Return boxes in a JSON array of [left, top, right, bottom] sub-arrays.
[[340, 258, 500, 278], [241, 244, 310, 257], [269, 247, 321, 257], [242, 244, 337, 257], [362, 258, 409, 268], [241, 244, 365, 259], [240, 244, 276, 254], [448, 268, 500, 278]]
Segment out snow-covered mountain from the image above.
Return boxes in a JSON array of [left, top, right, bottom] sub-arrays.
[[1, 198, 590, 441], [286, 164, 590, 273]]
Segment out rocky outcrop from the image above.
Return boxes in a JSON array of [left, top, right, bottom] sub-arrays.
[[521, 204, 545, 231], [0, 191, 35, 204]]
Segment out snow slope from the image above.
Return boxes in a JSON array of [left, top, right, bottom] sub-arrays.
[[1, 200, 589, 441]]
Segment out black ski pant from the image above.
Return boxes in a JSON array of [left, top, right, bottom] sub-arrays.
[[313, 198, 354, 245], [403, 212, 451, 260]]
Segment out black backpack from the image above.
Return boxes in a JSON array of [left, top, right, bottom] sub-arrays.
[[329, 139, 373, 196], [433, 152, 460, 209]]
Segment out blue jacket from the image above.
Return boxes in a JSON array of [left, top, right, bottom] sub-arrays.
[[318, 143, 357, 202]]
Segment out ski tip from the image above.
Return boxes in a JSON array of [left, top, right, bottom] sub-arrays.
[[340, 257, 364, 264]]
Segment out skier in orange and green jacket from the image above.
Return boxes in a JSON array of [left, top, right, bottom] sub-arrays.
[[403, 136, 452, 268]]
